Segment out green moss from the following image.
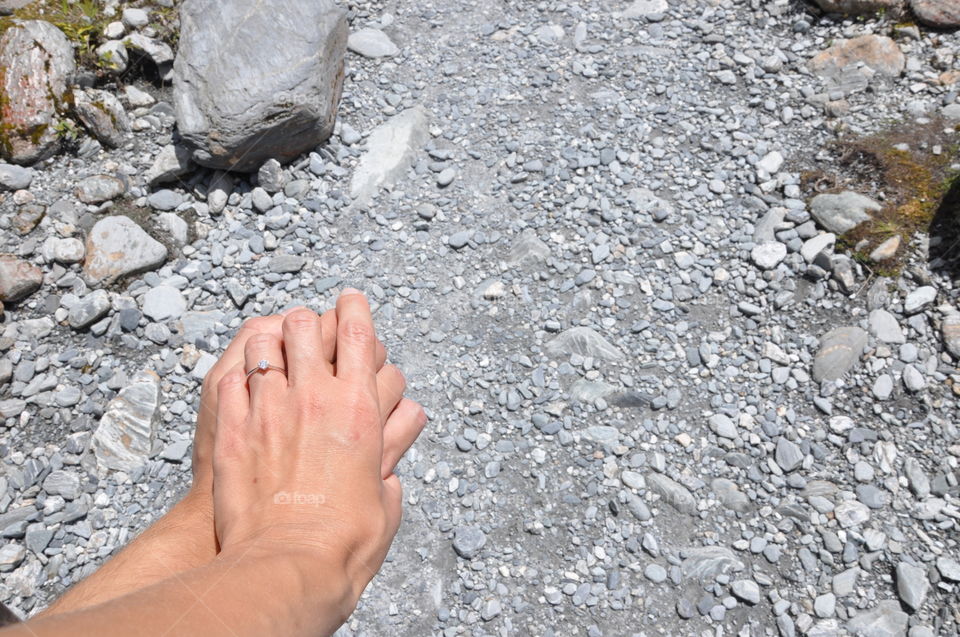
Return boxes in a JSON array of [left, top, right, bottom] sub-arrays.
[[809, 118, 960, 275]]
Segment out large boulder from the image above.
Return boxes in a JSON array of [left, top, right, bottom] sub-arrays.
[[172, 0, 348, 171], [910, 0, 960, 27], [0, 20, 76, 165]]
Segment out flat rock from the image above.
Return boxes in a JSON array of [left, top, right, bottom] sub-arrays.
[[809, 35, 905, 79], [711, 478, 751, 512], [812, 326, 868, 382], [507, 230, 551, 264], [870, 235, 900, 262], [268, 254, 306, 274], [896, 562, 930, 611], [83, 216, 168, 287], [680, 546, 745, 580], [0, 255, 42, 303], [142, 285, 186, 322], [910, 0, 960, 27], [647, 473, 696, 514], [68, 289, 111, 330], [41, 470, 80, 500], [904, 286, 936, 315], [147, 189, 183, 211], [73, 88, 130, 149], [847, 601, 908, 637], [801, 233, 836, 263], [835, 500, 871, 528], [0, 164, 34, 190], [731, 579, 760, 605], [76, 175, 126, 204], [347, 28, 399, 58], [145, 144, 194, 186], [869, 309, 905, 344], [173, 0, 347, 170], [91, 369, 160, 472], [546, 326, 625, 361], [810, 192, 880, 234], [350, 106, 429, 205], [621, 0, 668, 17], [0, 20, 76, 165]]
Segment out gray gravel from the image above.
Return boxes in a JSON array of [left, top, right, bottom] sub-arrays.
[[1, 1, 959, 635]]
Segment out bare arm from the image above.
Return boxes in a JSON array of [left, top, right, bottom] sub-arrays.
[[2, 546, 348, 637]]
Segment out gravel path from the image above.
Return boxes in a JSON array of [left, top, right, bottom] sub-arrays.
[[2, 1, 959, 635]]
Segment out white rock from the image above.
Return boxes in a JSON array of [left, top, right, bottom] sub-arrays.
[[347, 28, 399, 58], [350, 106, 429, 206], [142, 285, 186, 322], [92, 370, 160, 472], [904, 286, 936, 315], [801, 233, 836, 263], [756, 151, 784, 174], [751, 242, 787, 270]]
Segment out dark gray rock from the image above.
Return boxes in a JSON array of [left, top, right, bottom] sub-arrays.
[[173, 0, 347, 171]]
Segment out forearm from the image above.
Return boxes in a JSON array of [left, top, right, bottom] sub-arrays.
[[4, 548, 348, 637], [40, 491, 216, 616]]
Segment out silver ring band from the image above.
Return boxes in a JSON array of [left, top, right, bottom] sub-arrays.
[[245, 359, 287, 378]]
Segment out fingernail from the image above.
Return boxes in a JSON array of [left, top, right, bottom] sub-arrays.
[[281, 305, 308, 315], [340, 287, 363, 296]]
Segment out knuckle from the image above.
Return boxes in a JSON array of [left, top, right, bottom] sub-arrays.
[[242, 316, 271, 333], [217, 369, 246, 394], [343, 387, 379, 423], [341, 319, 375, 346], [245, 332, 278, 351], [283, 309, 319, 332]]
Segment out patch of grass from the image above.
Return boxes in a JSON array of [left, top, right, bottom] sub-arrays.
[[2, 0, 109, 61], [805, 118, 960, 275]]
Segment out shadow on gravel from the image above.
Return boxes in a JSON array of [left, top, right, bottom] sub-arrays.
[[929, 177, 960, 282]]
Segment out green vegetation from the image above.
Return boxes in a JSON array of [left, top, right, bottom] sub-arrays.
[[803, 118, 960, 274]]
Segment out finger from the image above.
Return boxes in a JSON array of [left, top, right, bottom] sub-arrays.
[[216, 363, 249, 425], [380, 399, 427, 479], [376, 365, 406, 424], [201, 316, 284, 413], [282, 309, 332, 385], [243, 332, 288, 412], [320, 309, 337, 365], [320, 309, 386, 370], [381, 473, 404, 537], [335, 289, 378, 385]]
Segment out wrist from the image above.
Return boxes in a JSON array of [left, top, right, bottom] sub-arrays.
[[217, 543, 356, 628]]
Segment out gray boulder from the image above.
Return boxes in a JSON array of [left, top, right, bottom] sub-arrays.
[[173, 0, 348, 171], [0, 20, 76, 165], [813, 0, 903, 13]]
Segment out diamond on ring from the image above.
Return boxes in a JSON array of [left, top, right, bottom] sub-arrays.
[[246, 359, 287, 378]]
